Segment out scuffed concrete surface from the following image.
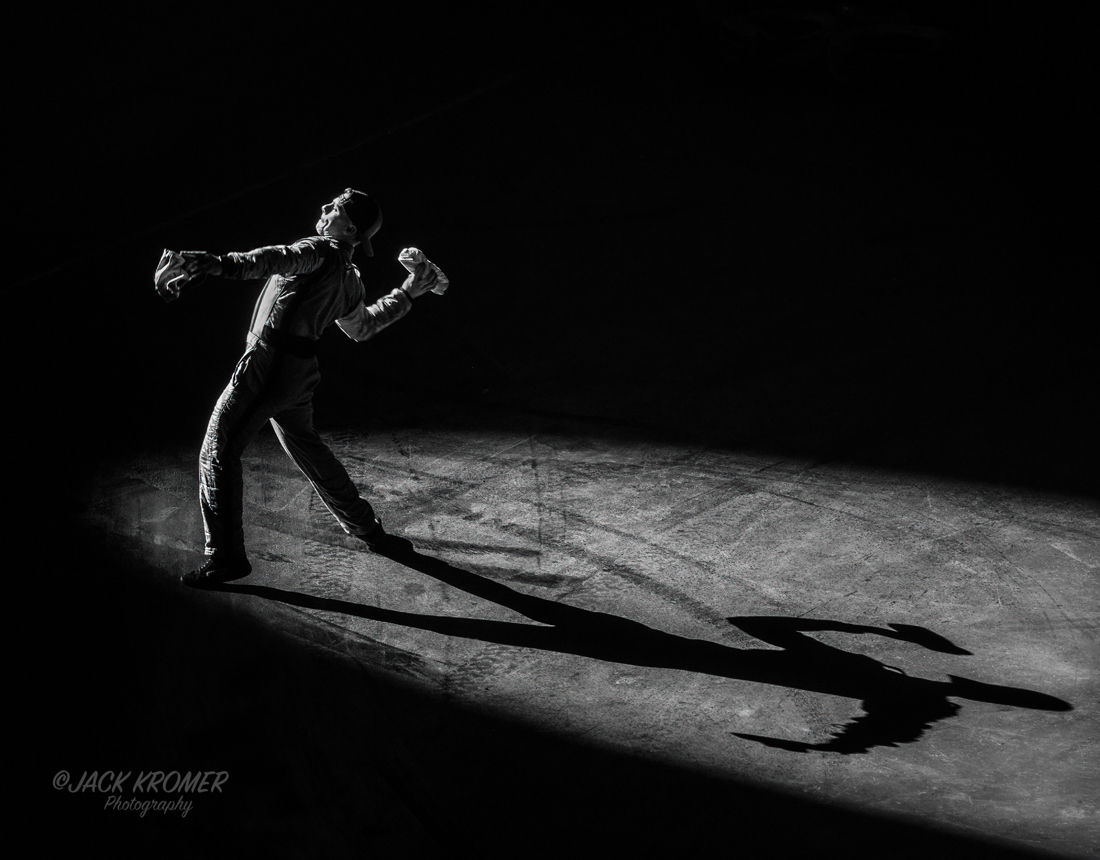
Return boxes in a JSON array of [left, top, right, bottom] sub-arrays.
[[76, 413, 1098, 858]]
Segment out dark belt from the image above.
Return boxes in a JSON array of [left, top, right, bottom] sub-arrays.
[[260, 326, 318, 358]]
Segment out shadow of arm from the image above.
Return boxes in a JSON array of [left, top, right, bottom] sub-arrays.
[[728, 616, 971, 655]]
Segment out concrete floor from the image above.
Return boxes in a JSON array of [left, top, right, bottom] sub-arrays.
[[63, 409, 1097, 858]]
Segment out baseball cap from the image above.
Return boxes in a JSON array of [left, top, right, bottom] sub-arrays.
[[336, 188, 382, 256]]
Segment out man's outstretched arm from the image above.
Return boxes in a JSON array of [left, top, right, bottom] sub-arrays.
[[188, 238, 329, 282], [156, 239, 330, 303]]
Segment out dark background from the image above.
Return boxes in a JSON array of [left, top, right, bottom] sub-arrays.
[[9, 1, 1096, 857], [9, 0, 1096, 499]]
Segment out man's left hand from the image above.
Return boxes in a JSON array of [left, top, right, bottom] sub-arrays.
[[401, 262, 443, 299]]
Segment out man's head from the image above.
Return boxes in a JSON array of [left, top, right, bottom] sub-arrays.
[[316, 188, 382, 255]]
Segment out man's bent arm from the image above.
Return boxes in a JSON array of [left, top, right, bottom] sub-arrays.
[[335, 288, 412, 342]]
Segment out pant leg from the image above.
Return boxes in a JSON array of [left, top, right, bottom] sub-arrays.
[[270, 397, 379, 537], [199, 346, 281, 560]]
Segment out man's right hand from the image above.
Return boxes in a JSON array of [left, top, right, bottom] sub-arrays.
[[181, 251, 223, 277], [155, 250, 222, 303]]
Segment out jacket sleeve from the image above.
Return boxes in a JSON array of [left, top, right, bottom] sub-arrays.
[[334, 288, 413, 342], [219, 237, 328, 281]]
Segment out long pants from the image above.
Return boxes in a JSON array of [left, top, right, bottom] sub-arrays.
[[199, 340, 377, 561]]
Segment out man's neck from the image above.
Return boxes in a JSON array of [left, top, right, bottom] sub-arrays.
[[322, 229, 359, 248]]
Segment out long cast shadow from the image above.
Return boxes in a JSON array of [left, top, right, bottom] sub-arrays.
[[220, 546, 1072, 754]]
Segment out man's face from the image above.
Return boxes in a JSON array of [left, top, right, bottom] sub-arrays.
[[316, 196, 356, 238]]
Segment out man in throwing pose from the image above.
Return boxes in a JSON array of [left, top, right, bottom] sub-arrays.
[[157, 188, 446, 588]]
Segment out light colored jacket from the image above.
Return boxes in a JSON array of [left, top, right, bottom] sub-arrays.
[[218, 235, 411, 345]]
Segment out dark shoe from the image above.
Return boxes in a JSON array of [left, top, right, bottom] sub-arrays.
[[358, 522, 413, 556], [181, 557, 252, 589]]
